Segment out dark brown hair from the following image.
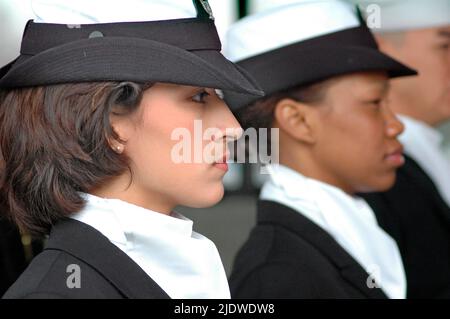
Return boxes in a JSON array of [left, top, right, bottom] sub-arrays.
[[0, 81, 152, 236]]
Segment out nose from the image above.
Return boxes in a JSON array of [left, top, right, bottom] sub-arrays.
[[215, 100, 243, 142], [384, 104, 404, 138]]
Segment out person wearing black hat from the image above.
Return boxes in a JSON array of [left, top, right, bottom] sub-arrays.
[[352, 0, 450, 298], [225, 0, 416, 299], [0, 0, 263, 299]]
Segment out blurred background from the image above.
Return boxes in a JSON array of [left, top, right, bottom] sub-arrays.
[[1, 0, 450, 278]]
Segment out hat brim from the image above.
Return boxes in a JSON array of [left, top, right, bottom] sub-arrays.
[[225, 45, 417, 109], [0, 36, 264, 99]]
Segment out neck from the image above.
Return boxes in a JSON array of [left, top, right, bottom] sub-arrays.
[[89, 174, 175, 215]]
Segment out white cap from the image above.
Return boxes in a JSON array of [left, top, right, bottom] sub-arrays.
[[31, 0, 197, 24], [225, 0, 361, 62], [349, 0, 450, 32]]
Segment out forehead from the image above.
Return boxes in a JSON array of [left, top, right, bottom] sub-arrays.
[[404, 26, 450, 44], [331, 72, 389, 91]]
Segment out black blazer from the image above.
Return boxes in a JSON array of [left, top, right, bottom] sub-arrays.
[[2, 218, 170, 299], [229, 200, 388, 299], [362, 155, 450, 298], [0, 218, 27, 296]]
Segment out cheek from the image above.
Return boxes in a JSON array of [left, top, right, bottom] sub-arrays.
[[135, 98, 199, 161], [126, 102, 225, 207], [413, 54, 449, 96], [338, 116, 397, 191], [317, 112, 391, 185], [142, 99, 196, 139], [320, 112, 385, 159], [175, 165, 225, 207]]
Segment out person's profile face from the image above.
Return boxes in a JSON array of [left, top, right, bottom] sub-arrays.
[[383, 26, 450, 125], [310, 71, 405, 194], [111, 83, 243, 210]]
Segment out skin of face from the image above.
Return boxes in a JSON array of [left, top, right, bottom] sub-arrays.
[[376, 26, 450, 126], [275, 71, 405, 194], [93, 83, 243, 214]]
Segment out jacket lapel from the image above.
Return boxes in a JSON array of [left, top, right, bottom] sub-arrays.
[[258, 200, 387, 299], [45, 218, 170, 299], [403, 155, 450, 223]]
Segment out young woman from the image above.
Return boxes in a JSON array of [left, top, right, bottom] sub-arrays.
[[225, 0, 416, 299], [0, 0, 262, 299]]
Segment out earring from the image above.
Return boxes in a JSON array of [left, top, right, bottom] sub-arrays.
[[114, 145, 123, 154]]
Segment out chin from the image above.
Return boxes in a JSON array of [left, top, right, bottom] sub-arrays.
[[184, 183, 225, 208], [354, 170, 397, 193], [366, 174, 397, 193]]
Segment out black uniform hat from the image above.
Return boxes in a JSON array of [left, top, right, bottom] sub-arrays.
[[224, 0, 417, 109], [0, 0, 263, 107]]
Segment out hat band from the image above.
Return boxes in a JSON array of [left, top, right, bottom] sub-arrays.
[[20, 18, 221, 56]]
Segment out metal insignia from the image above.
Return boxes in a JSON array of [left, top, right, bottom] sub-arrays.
[[199, 0, 214, 20], [193, 0, 214, 20]]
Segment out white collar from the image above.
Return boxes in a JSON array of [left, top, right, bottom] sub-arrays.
[[398, 115, 450, 207], [399, 115, 444, 148], [71, 193, 230, 299], [260, 164, 406, 299]]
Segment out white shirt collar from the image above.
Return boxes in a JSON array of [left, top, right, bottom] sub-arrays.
[[260, 164, 406, 299], [399, 115, 444, 148], [398, 115, 450, 207], [71, 193, 230, 299]]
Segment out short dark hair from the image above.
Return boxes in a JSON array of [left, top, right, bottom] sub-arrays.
[[0, 81, 152, 237], [234, 78, 336, 156]]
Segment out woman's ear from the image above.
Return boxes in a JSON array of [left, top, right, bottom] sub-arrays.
[[108, 113, 134, 154], [273, 98, 317, 144]]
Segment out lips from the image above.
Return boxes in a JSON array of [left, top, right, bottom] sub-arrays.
[[213, 152, 229, 172], [384, 144, 405, 166], [214, 151, 229, 164], [386, 144, 404, 157]]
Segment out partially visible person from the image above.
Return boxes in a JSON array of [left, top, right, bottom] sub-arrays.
[[353, 0, 450, 298], [0, 218, 27, 295], [0, 0, 44, 294], [225, 0, 416, 299]]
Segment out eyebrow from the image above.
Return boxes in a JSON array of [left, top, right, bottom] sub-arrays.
[[180, 85, 203, 94], [437, 30, 450, 38]]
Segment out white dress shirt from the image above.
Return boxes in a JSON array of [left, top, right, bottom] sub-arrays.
[[260, 164, 406, 299], [71, 193, 231, 299], [398, 115, 450, 207]]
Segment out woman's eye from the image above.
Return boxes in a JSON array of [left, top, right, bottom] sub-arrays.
[[192, 90, 210, 103], [369, 99, 382, 106]]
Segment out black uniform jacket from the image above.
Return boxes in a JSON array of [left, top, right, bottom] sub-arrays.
[[3, 218, 170, 299], [362, 155, 450, 298], [0, 218, 28, 295], [230, 200, 388, 299]]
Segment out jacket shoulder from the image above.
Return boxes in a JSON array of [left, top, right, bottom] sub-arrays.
[[3, 249, 123, 299], [230, 223, 346, 298]]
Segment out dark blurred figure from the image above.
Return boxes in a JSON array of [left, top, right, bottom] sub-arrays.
[[0, 218, 27, 295], [354, 0, 450, 298]]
